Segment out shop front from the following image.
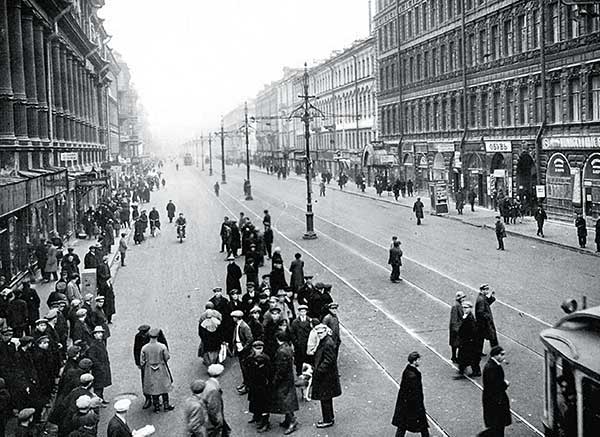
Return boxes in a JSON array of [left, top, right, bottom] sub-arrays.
[[545, 152, 574, 219], [583, 153, 600, 220], [464, 151, 486, 206], [428, 143, 455, 188], [362, 143, 399, 186]]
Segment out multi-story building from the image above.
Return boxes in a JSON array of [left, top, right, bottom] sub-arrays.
[[308, 37, 377, 179], [0, 0, 120, 282], [255, 81, 280, 168], [374, 0, 600, 221], [116, 55, 141, 159], [106, 51, 121, 161], [223, 99, 257, 164]]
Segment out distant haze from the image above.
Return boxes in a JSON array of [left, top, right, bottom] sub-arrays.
[[100, 0, 370, 147]]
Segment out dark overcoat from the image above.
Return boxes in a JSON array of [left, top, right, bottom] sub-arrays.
[[270, 342, 299, 414], [289, 259, 304, 292], [226, 263, 243, 293], [457, 313, 480, 365], [246, 352, 272, 414], [482, 358, 512, 428], [269, 266, 288, 293], [412, 200, 424, 219], [86, 339, 112, 388], [311, 334, 342, 400], [107, 415, 132, 437], [448, 301, 464, 347], [475, 294, 497, 342], [391, 365, 428, 432]]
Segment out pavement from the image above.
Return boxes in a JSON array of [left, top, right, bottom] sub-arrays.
[[260, 168, 599, 257]]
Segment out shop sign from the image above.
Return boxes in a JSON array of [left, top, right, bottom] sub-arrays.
[[418, 155, 428, 168], [60, 152, 78, 161], [572, 168, 582, 206], [583, 154, 600, 180], [536, 185, 546, 198], [493, 169, 506, 178], [415, 143, 428, 154], [429, 143, 455, 153], [485, 141, 512, 153], [542, 136, 600, 150]]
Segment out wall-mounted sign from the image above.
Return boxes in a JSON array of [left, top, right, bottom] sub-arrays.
[[485, 141, 512, 153], [60, 152, 78, 161], [536, 185, 546, 198], [418, 155, 428, 168], [493, 169, 506, 178], [429, 143, 455, 153], [542, 136, 600, 150]]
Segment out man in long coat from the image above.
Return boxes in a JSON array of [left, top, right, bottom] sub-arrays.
[[312, 324, 341, 429], [449, 291, 465, 363], [140, 328, 174, 412], [225, 256, 242, 293], [265, 332, 298, 434], [391, 351, 429, 437], [231, 311, 253, 395], [184, 379, 208, 437], [203, 364, 230, 437], [96, 256, 115, 323], [481, 346, 511, 437], [457, 301, 481, 377], [107, 399, 133, 437], [322, 303, 341, 353], [289, 305, 311, 376], [263, 224, 274, 259], [475, 284, 498, 355], [412, 198, 425, 225], [388, 241, 403, 282], [288, 253, 304, 293], [245, 341, 272, 429], [85, 326, 112, 401], [133, 325, 168, 409], [229, 221, 241, 257]]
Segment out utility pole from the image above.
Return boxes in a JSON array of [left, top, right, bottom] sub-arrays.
[[209, 133, 213, 176], [220, 119, 227, 184], [201, 134, 205, 171], [244, 101, 253, 200], [299, 63, 317, 240]]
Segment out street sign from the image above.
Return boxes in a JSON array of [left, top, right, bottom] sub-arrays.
[[60, 152, 78, 161]]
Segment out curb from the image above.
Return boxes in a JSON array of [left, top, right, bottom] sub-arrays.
[[251, 167, 599, 257]]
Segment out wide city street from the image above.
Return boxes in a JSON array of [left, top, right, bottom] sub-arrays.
[[98, 162, 599, 437]]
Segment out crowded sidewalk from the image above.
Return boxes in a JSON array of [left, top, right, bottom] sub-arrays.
[[252, 166, 599, 257]]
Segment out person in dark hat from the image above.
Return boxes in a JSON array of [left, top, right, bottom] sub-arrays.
[[263, 223, 274, 260], [257, 292, 271, 317], [86, 326, 112, 402], [289, 253, 304, 294], [269, 258, 288, 297], [457, 300, 481, 377], [388, 240, 403, 282], [307, 282, 329, 320], [19, 279, 41, 333], [271, 247, 283, 270], [141, 328, 174, 412], [210, 287, 233, 341], [244, 253, 259, 292], [475, 284, 498, 356], [133, 324, 169, 409], [226, 255, 243, 294], [231, 310, 253, 395], [242, 282, 259, 316], [392, 351, 429, 437], [481, 346, 511, 437], [322, 303, 341, 354], [96, 255, 115, 323], [90, 296, 110, 341], [11, 336, 39, 413], [263, 307, 283, 360], [297, 275, 315, 306], [495, 216, 506, 250], [83, 246, 97, 270], [184, 379, 207, 437], [248, 306, 264, 342], [56, 357, 90, 406], [290, 304, 311, 376], [245, 340, 272, 428], [5, 290, 29, 337], [449, 291, 466, 363], [259, 274, 271, 294], [32, 334, 60, 406]]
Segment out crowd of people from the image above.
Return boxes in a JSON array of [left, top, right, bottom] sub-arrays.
[[182, 210, 343, 436], [0, 161, 167, 436]]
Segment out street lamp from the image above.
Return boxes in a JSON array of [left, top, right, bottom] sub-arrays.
[[244, 101, 253, 200], [220, 119, 227, 184], [209, 133, 213, 176], [299, 63, 317, 240], [201, 135, 205, 171]]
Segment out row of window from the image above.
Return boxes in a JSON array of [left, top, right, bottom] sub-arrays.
[[312, 91, 377, 125], [380, 74, 600, 135], [312, 55, 375, 95]]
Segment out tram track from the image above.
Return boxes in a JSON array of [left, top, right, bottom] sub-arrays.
[[209, 175, 544, 436]]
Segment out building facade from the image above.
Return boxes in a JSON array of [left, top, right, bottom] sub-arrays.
[[374, 0, 600, 221], [308, 37, 377, 179], [0, 0, 119, 282], [116, 54, 141, 159], [222, 99, 257, 164], [255, 81, 280, 169]]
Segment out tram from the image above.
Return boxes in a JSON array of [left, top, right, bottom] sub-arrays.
[[540, 303, 600, 437]]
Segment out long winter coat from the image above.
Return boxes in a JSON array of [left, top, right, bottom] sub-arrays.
[[289, 259, 305, 292], [311, 334, 342, 400], [269, 265, 288, 293], [246, 352, 272, 414], [140, 340, 172, 395], [45, 245, 59, 273], [226, 262, 243, 293], [86, 339, 112, 389], [448, 301, 464, 347], [391, 364, 429, 432], [457, 313, 480, 366], [270, 342, 299, 414], [482, 358, 512, 428], [412, 200, 424, 219], [475, 293, 497, 343]]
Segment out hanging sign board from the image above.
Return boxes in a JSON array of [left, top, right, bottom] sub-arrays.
[[536, 185, 546, 198], [60, 152, 78, 161], [485, 141, 512, 152]]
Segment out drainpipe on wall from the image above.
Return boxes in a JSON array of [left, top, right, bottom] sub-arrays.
[[395, 0, 404, 181], [460, 0, 468, 190], [536, 0, 547, 186]]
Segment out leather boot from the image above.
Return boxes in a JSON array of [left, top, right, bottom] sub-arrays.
[[142, 397, 152, 410]]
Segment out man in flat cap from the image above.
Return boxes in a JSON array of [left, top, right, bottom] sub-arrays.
[[32, 334, 60, 407], [392, 351, 429, 437], [133, 325, 169, 409], [70, 308, 93, 348], [475, 284, 498, 356], [245, 340, 272, 429], [388, 240, 403, 282], [90, 296, 111, 340], [184, 379, 207, 437], [50, 373, 98, 435], [449, 291, 466, 363], [241, 282, 259, 316], [19, 279, 41, 334], [290, 305, 311, 375], [457, 300, 481, 377], [203, 364, 230, 436], [15, 408, 36, 437], [312, 324, 342, 429], [107, 398, 132, 437], [247, 306, 264, 342], [11, 336, 39, 413], [307, 282, 333, 320], [481, 346, 511, 437], [297, 275, 315, 306], [231, 310, 253, 395], [83, 246, 97, 270], [226, 255, 243, 294], [140, 328, 174, 412], [56, 356, 90, 405], [86, 326, 112, 402], [322, 303, 341, 354]]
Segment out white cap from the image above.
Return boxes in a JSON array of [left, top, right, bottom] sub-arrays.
[[207, 363, 225, 377], [114, 398, 131, 413]]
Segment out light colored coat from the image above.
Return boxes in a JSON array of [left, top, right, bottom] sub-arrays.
[[140, 340, 172, 395], [45, 245, 58, 273], [184, 394, 207, 437]]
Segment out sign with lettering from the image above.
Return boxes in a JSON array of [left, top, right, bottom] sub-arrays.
[[60, 152, 78, 161], [536, 185, 546, 198], [485, 141, 512, 153], [583, 153, 600, 180], [429, 143, 455, 153], [542, 136, 600, 150], [493, 169, 506, 178], [418, 155, 428, 168]]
